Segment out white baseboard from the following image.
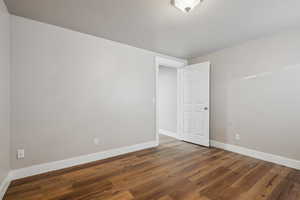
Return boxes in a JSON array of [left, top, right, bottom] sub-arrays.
[[10, 141, 158, 181], [211, 140, 300, 170], [159, 129, 180, 140], [6, 139, 299, 197], [0, 173, 11, 200]]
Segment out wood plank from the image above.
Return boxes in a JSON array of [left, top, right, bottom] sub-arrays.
[[4, 135, 300, 200]]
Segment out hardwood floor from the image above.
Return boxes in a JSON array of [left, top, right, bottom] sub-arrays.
[[4, 135, 300, 200]]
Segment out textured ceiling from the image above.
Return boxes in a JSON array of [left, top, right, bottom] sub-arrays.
[[4, 0, 300, 59]]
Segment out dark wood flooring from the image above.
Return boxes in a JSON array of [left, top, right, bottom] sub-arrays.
[[4, 135, 300, 200]]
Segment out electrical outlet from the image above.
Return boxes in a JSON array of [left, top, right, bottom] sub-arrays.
[[17, 149, 25, 159], [235, 134, 240, 141], [94, 138, 100, 145]]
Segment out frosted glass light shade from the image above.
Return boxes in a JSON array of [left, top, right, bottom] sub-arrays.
[[172, 0, 202, 13]]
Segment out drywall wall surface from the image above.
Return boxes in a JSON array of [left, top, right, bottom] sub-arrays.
[[0, 0, 10, 186], [10, 15, 183, 169], [190, 29, 300, 160]]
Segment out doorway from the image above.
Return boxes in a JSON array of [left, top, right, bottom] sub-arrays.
[[158, 66, 179, 139], [155, 57, 211, 147], [155, 57, 186, 145]]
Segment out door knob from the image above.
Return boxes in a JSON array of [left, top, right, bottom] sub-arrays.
[[204, 107, 208, 111]]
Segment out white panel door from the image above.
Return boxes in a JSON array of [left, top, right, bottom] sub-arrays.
[[180, 62, 210, 147]]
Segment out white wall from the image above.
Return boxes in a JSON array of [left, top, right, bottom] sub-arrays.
[[0, 0, 10, 189], [159, 66, 177, 134], [190, 29, 300, 161], [10, 16, 183, 169]]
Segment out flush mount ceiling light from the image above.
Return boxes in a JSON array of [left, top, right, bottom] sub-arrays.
[[171, 0, 203, 13]]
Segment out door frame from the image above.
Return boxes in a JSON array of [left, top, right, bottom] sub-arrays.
[[155, 56, 187, 145]]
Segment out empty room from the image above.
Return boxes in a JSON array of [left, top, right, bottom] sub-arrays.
[[1, 0, 300, 199]]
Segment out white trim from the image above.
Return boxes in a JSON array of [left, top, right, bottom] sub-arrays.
[[177, 67, 183, 140], [211, 140, 300, 170], [0, 173, 11, 200], [155, 57, 187, 69], [9, 141, 158, 181], [155, 56, 187, 145], [159, 129, 181, 140]]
